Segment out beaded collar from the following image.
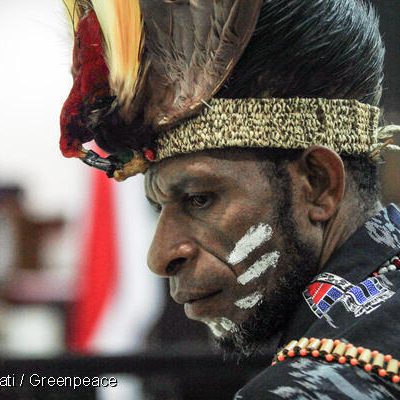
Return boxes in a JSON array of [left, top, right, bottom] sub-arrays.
[[273, 337, 400, 384], [373, 255, 400, 276]]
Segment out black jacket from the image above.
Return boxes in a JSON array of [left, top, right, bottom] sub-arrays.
[[236, 204, 400, 400]]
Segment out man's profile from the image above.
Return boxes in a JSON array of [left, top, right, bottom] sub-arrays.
[[60, 0, 400, 398]]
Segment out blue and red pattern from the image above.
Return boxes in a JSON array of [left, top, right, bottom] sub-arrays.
[[303, 278, 346, 326], [304, 272, 395, 325]]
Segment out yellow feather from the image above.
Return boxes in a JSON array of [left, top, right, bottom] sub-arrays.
[[91, 0, 144, 114], [62, 0, 82, 32]]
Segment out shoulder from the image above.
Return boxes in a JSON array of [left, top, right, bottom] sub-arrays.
[[235, 357, 400, 400]]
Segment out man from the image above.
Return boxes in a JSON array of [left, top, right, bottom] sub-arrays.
[[60, 0, 400, 398]]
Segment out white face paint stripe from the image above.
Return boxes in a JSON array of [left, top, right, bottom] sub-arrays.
[[234, 292, 264, 310], [206, 321, 224, 338], [237, 251, 280, 285], [219, 317, 238, 332], [206, 318, 238, 337], [227, 223, 273, 265]]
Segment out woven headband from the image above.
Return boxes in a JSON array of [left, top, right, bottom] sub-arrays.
[[155, 97, 380, 161], [80, 97, 400, 181]]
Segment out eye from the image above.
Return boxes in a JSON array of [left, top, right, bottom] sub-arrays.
[[187, 194, 213, 209]]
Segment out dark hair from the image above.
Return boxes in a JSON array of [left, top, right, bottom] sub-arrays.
[[253, 148, 380, 213], [219, 0, 384, 106], [218, 0, 384, 209], [341, 154, 381, 209]]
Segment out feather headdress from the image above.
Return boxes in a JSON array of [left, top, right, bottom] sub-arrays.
[[60, 0, 263, 178], [60, 0, 388, 180]]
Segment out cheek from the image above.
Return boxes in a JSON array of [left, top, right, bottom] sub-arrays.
[[227, 223, 273, 265], [226, 220, 281, 283], [200, 198, 273, 255], [187, 210, 283, 317], [236, 250, 281, 286], [229, 223, 288, 313], [213, 223, 282, 316]]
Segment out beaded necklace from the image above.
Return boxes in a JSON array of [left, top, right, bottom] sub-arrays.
[[372, 255, 400, 276], [272, 337, 400, 384]]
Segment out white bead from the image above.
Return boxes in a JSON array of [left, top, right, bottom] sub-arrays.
[[379, 267, 389, 274], [388, 264, 397, 272], [390, 256, 399, 263]]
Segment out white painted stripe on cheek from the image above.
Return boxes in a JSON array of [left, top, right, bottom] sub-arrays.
[[234, 292, 264, 309], [227, 223, 273, 265], [237, 251, 280, 285]]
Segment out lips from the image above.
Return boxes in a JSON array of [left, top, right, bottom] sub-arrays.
[[172, 289, 222, 305], [182, 290, 223, 319]]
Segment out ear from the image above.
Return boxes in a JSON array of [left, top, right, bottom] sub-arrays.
[[296, 146, 345, 223]]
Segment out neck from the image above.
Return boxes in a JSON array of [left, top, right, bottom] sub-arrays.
[[318, 198, 381, 269]]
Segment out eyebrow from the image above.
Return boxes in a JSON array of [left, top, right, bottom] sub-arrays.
[[146, 174, 225, 204], [169, 175, 224, 196]]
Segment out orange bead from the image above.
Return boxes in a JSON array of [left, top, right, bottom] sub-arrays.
[[357, 347, 364, 354], [350, 358, 358, 366], [371, 350, 379, 357], [334, 339, 341, 346], [346, 344, 353, 349], [300, 349, 308, 356], [384, 355, 393, 362], [271, 361, 277, 366], [378, 369, 387, 378], [312, 350, 320, 358], [364, 364, 372, 372], [392, 375, 400, 384], [339, 356, 346, 364], [325, 354, 334, 362], [278, 354, 286, 362], [288, 350, 296, 358]]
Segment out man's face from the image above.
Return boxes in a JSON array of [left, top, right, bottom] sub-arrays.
[[145, 151, 319, 355]]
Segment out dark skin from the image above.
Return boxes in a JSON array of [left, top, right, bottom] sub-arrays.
[[145, 146, 370, 339]]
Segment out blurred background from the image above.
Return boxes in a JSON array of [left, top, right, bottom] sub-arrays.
[[0, 0, 399, 399]]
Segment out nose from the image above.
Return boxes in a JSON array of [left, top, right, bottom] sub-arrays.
[[147, 209, 198, 277]]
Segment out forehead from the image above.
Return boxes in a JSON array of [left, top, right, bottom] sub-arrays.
[[144, 150, 267, 198]]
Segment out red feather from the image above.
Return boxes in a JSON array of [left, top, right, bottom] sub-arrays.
[[60, 10, 109, 158]]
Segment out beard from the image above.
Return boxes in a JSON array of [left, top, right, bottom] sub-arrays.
[[214, 172, 320, 360]]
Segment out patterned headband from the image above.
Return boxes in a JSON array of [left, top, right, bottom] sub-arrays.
[[155, 97, 380, 161], [101, 97, 378, 180]]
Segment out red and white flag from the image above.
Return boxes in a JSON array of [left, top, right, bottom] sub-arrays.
[[69, 167, 163, 354]]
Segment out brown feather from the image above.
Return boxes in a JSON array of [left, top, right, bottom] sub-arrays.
[[140, 0, 263, 128]]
